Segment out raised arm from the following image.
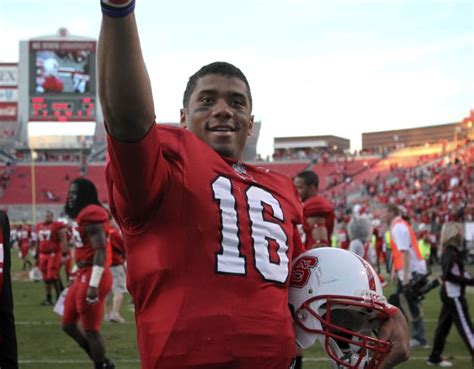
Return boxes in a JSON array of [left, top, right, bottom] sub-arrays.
[[98, 1, 155, 141]]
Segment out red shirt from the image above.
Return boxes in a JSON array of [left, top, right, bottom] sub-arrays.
[[42, 76, 64, 93], [302, 194, 335, 248], [108, 228, 125, 266], [106, 124, 304, 369], [36, 221, 64, 254], [16, 225, 32, 248], [73, 205, 109, 264]]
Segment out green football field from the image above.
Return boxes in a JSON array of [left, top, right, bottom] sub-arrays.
[[10, 251, 474, 369]]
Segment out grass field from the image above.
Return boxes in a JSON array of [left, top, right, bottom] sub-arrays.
[[10, 251, 474, 369]]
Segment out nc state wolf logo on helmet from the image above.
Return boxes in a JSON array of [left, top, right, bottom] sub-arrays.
[[290, 256, 318, 288]]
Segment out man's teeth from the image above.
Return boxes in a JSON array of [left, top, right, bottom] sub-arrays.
[[213, 127, 233, 131]]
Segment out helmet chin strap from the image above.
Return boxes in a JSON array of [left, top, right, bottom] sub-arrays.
[[324, 336, 370, 369]]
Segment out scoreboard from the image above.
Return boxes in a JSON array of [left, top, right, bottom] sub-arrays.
[[30, 96, 95, 121], [28, 40, 97, 124]]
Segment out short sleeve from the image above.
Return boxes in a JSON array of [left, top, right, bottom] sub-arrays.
[[304, 197, 333, 218], [105, 124, 179, 231], [78, 205, 109, 225]]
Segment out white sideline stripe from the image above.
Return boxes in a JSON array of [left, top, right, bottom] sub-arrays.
[[16, 321, 133, 325], [19, 357, 473, 364], [454, 297, 474, 348]]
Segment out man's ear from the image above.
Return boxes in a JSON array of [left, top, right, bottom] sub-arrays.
[[247, 115, 254, 136], [180, 108, 187, 128]]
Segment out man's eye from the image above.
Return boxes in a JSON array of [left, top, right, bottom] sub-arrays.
[[231, 99, 244, 107], [201, 97, 213, 105]]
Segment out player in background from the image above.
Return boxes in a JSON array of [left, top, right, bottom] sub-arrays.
[[293, 170, 335, 248], [104, 220, 127, 323], [0, 210, 18, 369], [98, 2, 408, 369], [35, 210, 67, 305], [63, 178, 114, 369], [58, 215, 73, 282], [37, 58, 64, 93], [15, 220, 34, 271]]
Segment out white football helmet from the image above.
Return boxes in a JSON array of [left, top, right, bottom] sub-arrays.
[[289, 247, 391, 369], [43, 58, 59, 77]]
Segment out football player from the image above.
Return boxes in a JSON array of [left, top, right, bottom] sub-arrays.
[[15, 220, 34, 271], [62, 178, 114, 369], [98, 1, 409, 368], [293, 171, 335, 249], [35, 210, 67, 305], [104, 220, 127, 323]]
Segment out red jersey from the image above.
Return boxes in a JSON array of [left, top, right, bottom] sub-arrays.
[[36, 221, 64, 254], [106, 124, 305, 369], [108, 228, 125, 266], [42, 76, 64, 93], [302, 195, 335, 248], [16, 225, 32, 248], [73, 205, 109, 264]]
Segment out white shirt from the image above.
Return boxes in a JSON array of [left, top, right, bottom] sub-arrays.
[[391, 217, 427, 280]]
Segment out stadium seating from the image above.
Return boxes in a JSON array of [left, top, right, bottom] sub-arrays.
[[251, 161, 311, 178], [0, 164, 107, 205]]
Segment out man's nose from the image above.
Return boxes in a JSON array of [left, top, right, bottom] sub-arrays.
[[212, 99, 233, 119]]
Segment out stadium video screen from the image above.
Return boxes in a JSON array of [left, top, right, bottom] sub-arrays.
[[33, 50, 93, 94], [29, 41, 96, 95]]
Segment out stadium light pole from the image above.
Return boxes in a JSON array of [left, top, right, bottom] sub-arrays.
[[30, 148, 37, 225]]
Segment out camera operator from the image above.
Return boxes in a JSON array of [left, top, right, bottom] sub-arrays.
[[383, 204, 429, 349], [428, 222, 474, 367]]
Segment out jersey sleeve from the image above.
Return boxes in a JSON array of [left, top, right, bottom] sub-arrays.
[[78, 205, 109, 225], [106, 124, 179, 231], [304, 197, 333, 218], [110, 230, 125, 255], [52, 222, 65, 233]]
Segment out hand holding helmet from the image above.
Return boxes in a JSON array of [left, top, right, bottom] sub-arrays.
[[289, 247, 409, 369]]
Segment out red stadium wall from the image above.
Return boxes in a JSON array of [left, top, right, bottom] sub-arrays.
[[0, 164, 108, 205]]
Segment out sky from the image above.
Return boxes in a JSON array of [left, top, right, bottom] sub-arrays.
[[0, 0, 473, 157]]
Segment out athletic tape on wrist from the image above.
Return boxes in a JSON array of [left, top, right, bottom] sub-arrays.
[[101, 0, 136, 18], [89, 265, 105, 288]]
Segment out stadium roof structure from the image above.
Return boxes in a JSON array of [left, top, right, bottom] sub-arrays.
[[29, 27, 96, 42], [273, 135, 350, 151], [361, 118, 472, 151]]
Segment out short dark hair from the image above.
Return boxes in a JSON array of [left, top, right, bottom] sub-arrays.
[[182, 61, 252, 109], [296, 171, 319, 190], [64, 178, 101, 219], [385, 204, 400, 216]]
